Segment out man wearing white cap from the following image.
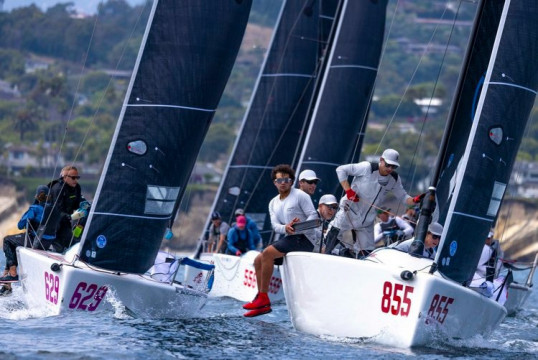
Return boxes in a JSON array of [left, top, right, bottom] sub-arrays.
[[325, 148, 425, 258], [298, 169, 320, 196], [394, 222, 443, 259], [315, 194, 338, 253]]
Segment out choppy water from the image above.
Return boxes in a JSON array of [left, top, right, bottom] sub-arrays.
[[0, 261, 536, 359]]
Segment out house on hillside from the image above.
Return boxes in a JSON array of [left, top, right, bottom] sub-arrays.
[[1, 143, 64, 176], [510, 161, 538, 198]]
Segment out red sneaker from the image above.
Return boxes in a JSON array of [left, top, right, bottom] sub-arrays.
[[243, 305, 272, 317], [242, 292, 270, 310]]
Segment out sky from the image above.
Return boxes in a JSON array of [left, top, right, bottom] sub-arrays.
[[2, 0, 145, 14]]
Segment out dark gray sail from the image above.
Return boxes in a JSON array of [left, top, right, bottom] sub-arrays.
[[204, 0, 337, 247], [432, 0, 538, 284], [78, 0, 252, 273], [296, 0, 388, 205]]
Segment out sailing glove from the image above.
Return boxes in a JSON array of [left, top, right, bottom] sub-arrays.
[[235, 250, 242, 256], [70, 208, 88, 220], [345, 189, 359, 202], [412, 193, 426, 204]]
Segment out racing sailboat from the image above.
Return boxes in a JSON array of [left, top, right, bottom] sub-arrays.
[[16, 0, 252, 318], [282, 0, 538, 347]]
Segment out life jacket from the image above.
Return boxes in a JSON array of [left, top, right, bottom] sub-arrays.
[[233, 228, 250, 253]]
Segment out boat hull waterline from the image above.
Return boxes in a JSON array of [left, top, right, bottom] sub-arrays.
[[17, 247, 210, 318], [282, 249, 507, 347]]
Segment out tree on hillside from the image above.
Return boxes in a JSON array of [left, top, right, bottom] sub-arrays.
[[13, 102, 42, 141]]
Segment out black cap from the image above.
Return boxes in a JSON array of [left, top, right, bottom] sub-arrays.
[[211, 211, 221, 220]]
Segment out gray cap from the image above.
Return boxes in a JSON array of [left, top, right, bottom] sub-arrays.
[[319, 194, 338, 205], [382, 148, 400, 167], [234, 208, 245, 216], [428, 222, 443, 236], [299, 169, 320, 181]]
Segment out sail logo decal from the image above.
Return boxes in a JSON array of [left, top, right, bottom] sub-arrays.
[[380, 281, 414, 317], [144, 186, 179, 215], [45, 271, 60, 305], [96, 235, 107, 248], [425, 294, 454, 325], [449, 240, 457, 257], [68, 282, 108, 311], [243, 269, 281, 294]]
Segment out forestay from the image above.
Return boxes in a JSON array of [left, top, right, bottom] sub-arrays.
[[78, 0, 253, 273]]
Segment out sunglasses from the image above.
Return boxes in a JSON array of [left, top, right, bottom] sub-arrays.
[[66, 175, 81, 180], [303, 179, 318, 185], [429, 232, 441, 240], [325, 204, 338, 210], [274, 177, 292, 184]]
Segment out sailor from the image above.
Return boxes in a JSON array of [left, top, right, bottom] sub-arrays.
[[233, 208, 262, 250], [208, 211, 230, 254], [242, 164, 317, 317], [394, 222, 442, 259], [373, 206, 414, 246], [324, 149, 425, 258], [0, 185, 56, 295], [316, 194, 339, 253], [297, 169, 320, 196], [227, 215, 256, 256]]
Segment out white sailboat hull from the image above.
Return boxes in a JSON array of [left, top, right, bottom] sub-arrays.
[[282, 248, 507, 347], [195, 251, 284, 303], [17, 247, 210, 318]]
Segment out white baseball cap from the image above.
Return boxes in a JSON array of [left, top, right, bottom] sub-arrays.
[[428, 222, 443, 236], [381, 148, 400, 167], [299, 169, 320, 181], [319, 194, 338, 205]]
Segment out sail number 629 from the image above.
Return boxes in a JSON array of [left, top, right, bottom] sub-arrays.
[[380, 281, 414, 316]]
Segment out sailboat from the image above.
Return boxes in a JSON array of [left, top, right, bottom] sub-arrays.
[[15, 0, 252, 318], [282, 0, 538, 347], [503, 252, 538, 315], [198, 0, 387, 303]]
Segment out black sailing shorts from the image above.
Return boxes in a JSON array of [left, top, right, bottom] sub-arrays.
[[272, 234, 314, 265]]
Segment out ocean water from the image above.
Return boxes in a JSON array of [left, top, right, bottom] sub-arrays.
[[0, 262, 536, 359]]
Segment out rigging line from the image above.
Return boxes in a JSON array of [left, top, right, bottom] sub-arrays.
[[39, 2, 150, 234], [234, 1, 322, 216], [379, 0, 464, 193]]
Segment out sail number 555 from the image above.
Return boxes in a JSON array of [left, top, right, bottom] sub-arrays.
[[380, 281, 414, 316]]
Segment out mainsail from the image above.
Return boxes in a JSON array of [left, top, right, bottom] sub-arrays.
[[430, 0, 538, 284], [295, 0, 388, 205], [78, 0, 252, 273], [203, 0, 337, 246]]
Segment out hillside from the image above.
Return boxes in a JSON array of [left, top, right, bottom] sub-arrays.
[[497, 198, 538, 262]]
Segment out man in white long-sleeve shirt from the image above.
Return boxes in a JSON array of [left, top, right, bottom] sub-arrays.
[[374, 207, 414, 246], [243, 164, 317, 317], [324, 149, 424, 258]]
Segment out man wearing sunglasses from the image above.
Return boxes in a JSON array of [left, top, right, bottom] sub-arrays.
[[324, 148, 425, 258], [46, 165, 88, 252], [297, 169, 320, 196], [243, 164, 317, 317], [394, 222, 442, 259]]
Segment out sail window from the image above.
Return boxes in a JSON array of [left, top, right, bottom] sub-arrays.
[[144, 186, 180, 215], [127, 140, 148, 155], [487, 182, 505, 216], [488, 127, 503, 145]]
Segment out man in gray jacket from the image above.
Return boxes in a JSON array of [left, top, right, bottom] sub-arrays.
[[324, 149, 424, 258]]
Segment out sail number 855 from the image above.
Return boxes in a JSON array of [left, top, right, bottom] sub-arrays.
[[380, 281, 414, 316]]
